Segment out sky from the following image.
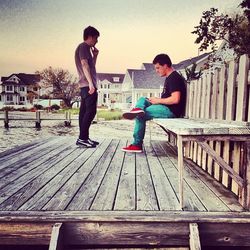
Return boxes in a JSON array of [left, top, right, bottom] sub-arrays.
[[0, 0, 242, 78]]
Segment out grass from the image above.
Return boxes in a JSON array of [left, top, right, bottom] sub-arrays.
[[97, 109, 123, 120], [58, 108, 123, 120]]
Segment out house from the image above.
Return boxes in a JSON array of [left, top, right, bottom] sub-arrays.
[[174, 52, 211, 79], [0, 73, 40, 107], [122, 64, 164, 107], [96, 73, 125, 107], [121, 53, 210, 107]]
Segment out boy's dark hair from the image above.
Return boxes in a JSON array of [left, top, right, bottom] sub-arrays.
[[83, 26, 100, 40], [153, 54, 172, 67]]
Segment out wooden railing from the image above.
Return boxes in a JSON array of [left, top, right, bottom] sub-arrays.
[[185, 54, 250, 200], [0, 110, 74, 128]]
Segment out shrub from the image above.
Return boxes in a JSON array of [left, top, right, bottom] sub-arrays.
[[34, 104, 44, 110], [50, 104, 60, 110]]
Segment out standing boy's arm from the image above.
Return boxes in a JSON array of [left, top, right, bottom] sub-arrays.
[[91, 47, 99, 66], [81, 59, 95, 94]]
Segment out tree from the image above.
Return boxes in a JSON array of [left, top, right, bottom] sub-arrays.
[[185, 63, 202, 83], [37, 67, 79, 108], [192, 1, 250, 58]]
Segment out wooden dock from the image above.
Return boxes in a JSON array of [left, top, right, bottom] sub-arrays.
[[0, 136, 250, 249]]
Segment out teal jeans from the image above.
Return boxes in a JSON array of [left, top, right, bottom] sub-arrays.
[[133, 97, 175, 145]]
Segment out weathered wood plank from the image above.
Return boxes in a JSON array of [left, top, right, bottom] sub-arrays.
[[63, 222, 189, 246], [236, 54, 249, 121], [199, 223, 250, 246], [114, 142, 136, 210], [0, 137, 68, 189], [197, 141, 244, 187], [17, 146, 92, 211], [0, 137, 52, 160], [1, 210, 250, 223], [0, 222, 53, 245], [152, 141, 206, 211], [67, 139, 119, 210], [144, 142, 180, 211], [49, 223, 63, 250], [43, 139, 111, 211], [240, 141, 250, 209], [90, 140, 126, 210], [0, 140, 76, 208], [184, 158, 244, 212], [189, 223, 201, 250], [0, 136, 63, 173], [218, 65, 227, 120], [162, 142, 231, 211], [226, 60, 237, 121], [136, 142, 159, 210]]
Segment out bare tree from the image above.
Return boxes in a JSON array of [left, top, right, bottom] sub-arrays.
[[37, 66, 79, 108]]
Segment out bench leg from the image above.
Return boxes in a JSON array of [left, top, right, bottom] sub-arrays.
[[177, 135, 184, 209]]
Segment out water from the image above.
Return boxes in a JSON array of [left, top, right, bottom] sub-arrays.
[[0, 111, 164, 153]]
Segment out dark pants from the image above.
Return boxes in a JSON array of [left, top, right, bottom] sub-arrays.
[[79, 87, 98, 140]]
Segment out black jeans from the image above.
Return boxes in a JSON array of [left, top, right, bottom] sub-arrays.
[[79, 87, 98, 140]]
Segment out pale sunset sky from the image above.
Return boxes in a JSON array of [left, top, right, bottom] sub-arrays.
[[0, 0, 242, 78]]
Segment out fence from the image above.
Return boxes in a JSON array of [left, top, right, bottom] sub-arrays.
[[185, 54, 250, 199]]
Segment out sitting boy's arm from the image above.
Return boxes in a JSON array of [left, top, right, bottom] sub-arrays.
[[149, 91, 181, 105]]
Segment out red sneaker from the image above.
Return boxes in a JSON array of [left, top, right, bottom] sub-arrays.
[[121, 144, 142, 153], [122, 108, 145, 120]]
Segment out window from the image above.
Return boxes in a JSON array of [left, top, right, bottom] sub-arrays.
[[20, 96, 25, 102], [0, 95, 1, 101], [7, 95, 13, 101], [113, 77, 120, 82], [20, 86, 25, 92], [6, 85, 13, 92]]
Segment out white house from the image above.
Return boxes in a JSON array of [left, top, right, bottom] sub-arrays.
[[96, 73, 125, 107], [0, 73, 40, 108]]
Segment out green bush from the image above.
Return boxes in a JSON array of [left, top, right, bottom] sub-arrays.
[[97, 109, 122, 120], [34, 104, 44, 110], [1, 106, 15, 111], [50, 104, 60, 110]]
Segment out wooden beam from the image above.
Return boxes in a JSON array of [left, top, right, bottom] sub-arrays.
[[196, 141, 244, 187], [177, 135, 184, 209], [1, 211, 250, 223], [49, 223, 64, 250], [189, 223, 201, 250], [240, 141, 250, 209]]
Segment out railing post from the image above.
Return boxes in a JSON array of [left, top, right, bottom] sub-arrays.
[[35, 111, 41, 128], [4, 110, 9, 128], [240, 141, 250, 210], [64, 111, 71, 127]]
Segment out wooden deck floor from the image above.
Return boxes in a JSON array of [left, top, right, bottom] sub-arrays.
[[0, 136, 244, 212]]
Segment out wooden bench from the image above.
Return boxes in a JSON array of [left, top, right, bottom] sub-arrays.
[[152, 118, 250, 209]]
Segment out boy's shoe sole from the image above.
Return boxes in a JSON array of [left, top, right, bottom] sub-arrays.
[[121, 148, 142, 153], [76, 141, 96, 148], [122, 110, 145, 120]]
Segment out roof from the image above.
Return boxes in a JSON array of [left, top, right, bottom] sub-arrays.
[[1, 73, 40, 85], [174, 52, 211, 70], [128, 53, 210, 89], [127, 68, 164, 89], [97, 73, 125, 84]]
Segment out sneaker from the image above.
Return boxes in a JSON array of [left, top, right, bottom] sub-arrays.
[[121, 144, 142, 153], [88, 138, 99, 145], [76, 138, 96, 148], [122, 108, 145, 120]]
